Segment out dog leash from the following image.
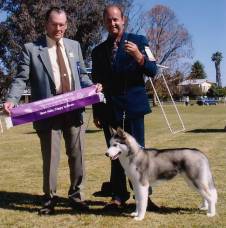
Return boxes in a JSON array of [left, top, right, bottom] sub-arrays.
[[122, 39, 129, 131], [122, 111, 126, 131]]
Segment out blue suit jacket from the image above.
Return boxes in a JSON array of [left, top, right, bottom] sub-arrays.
[[91, 32, 157, 123], [6, 36, 93, 130]]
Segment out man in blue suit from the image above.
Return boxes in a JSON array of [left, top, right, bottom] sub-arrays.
[[92, 4, 158, 209], [4, 7, 101, 215]]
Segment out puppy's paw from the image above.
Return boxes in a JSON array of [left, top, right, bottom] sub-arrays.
[[134, 216, 144, 221], [199, 202, 208, 211], [199, 205, 208, 211], [207, 212, 215, 217], [130, 211, 138, 217]]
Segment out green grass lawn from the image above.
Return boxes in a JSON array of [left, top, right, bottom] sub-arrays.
[[0, 104, 226, 227]]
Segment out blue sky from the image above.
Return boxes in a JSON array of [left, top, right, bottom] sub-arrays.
[[133, 0, 226, 85]]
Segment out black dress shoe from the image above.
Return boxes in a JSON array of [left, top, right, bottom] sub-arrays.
[[38, 195, 57, 215], [93, 182, 112, 197], [69, 198, 89, 211]]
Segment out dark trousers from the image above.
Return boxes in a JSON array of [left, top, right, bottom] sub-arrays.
[[36, 112, 85, 200], [102, 116, 145, 201]]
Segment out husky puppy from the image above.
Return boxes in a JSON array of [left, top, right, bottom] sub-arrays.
[[106, 128, 217, 221]]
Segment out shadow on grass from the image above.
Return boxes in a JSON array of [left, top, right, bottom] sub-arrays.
[[186, 129, 226, 133], [147, 205, 201, 215], [65, 203, 201, 217], [0, 191, 202, 217], [0, 191, 129, 217], [124, 203, 200, 215], [0, 191, 42, 212], [85, 129, 102, 133], [25, 131, 37, 134]]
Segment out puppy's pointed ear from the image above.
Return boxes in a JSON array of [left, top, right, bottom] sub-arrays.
[[117, 127, 126, 139]]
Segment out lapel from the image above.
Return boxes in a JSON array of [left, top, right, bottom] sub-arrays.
[[103, 38, 113, 68], [63, 39, 76, 81], [115, 33, 129, 68], [38, 37, 55, 84]]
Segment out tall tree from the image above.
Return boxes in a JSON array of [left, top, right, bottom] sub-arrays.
[[189, 61, 207, 79], [211, 51, 223, 87], [141, 5, 193, 105], [144, 5, 193, 70]]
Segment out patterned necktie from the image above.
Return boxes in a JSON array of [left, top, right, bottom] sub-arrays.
[[111, 40, 119, 65], [56, 41, 70, 93]]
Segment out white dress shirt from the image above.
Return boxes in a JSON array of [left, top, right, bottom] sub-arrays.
[[46, 36, 73, 94]]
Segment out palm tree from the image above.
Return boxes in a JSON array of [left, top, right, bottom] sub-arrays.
[[211, 52, 223, 87]]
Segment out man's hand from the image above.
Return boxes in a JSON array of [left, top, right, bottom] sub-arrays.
[[3, 101, 14, 115], [124, 40, 144, 65], [93, 84, 103, 129], [93, 117, 102, 129], [95, 83, 103, 93]]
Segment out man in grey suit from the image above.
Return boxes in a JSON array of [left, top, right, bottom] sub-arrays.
[[3, 7, 102, 215]]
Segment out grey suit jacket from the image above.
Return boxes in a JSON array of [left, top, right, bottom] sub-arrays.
[[6, 36, 93, 130]]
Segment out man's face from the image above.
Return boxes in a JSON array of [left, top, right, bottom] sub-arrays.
[[46, 11, 67, 41], [104, 7, 125, 38]]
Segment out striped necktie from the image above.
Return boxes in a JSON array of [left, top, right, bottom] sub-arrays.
[[56, 41, 70, 93]]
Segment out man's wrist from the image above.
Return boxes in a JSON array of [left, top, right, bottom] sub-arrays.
[[136, 54, 145, 66]]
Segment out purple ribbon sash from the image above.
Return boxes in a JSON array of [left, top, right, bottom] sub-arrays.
[[10, 85, 104, 126]]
